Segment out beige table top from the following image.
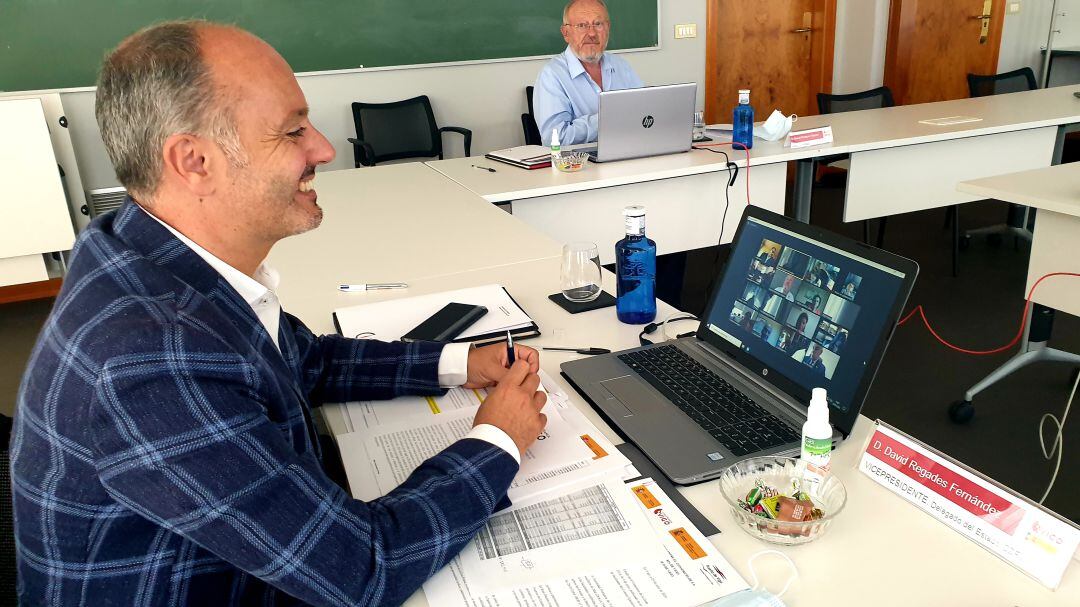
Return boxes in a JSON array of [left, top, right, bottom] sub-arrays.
[[266, 162, 1079, 605], [957, 162, 1080, 217], [317, 256, 1079, 607], [266, 164, 562, 334]]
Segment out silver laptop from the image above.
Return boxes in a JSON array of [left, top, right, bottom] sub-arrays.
[[561, 206, 919, 485], [582, 83, 696, 162]]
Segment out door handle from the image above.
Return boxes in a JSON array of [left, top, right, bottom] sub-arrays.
[[976, 0, 992, 44], [790, 27, 813, 33]]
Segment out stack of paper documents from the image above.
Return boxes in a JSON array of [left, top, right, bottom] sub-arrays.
[[423, 476, 748, 606], [333, 284, 539, 345], [334, 372, 747, 606]]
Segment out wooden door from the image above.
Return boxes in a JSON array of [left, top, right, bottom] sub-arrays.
[[884, 0, 1006, 105], [705, 0, 836, 123]]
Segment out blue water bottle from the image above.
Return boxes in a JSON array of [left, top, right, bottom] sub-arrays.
[[615, 205, 657, 324], [733, 89, 754, 151]]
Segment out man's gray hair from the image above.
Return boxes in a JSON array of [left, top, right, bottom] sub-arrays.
[[563, 0, 609, 24], [95, 20, 246, 200]]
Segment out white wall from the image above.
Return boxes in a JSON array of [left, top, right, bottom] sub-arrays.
[[997, 0, 1056, 82], [50, 0, 705, 192], [832, 0, 891, 94]]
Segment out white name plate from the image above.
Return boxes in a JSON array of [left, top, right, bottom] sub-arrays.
[[860, 421, 1080, 589], [786, 126, 833, 149]]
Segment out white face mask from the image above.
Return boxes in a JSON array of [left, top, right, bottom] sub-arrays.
[[705, 550, 798, 607], [755, 110, 798, 141]]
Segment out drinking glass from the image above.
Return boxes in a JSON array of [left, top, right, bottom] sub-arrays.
[[561, 242, 602, 302], [693, 110, 706, 141]]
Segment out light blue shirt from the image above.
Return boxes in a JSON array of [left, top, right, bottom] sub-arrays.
[[533, 46, 643, 145]]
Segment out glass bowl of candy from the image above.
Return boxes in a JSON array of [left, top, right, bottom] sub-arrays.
[[553, 152, 590, 173], [718, 456, 847, 545]]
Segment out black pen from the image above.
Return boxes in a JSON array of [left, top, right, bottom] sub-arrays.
[[542, 347, 612, 355], [506, 330, 516, 366], [471, 164, 496, 173]]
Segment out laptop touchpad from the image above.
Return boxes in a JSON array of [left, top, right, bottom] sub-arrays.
[[599, 376, 646, 417]]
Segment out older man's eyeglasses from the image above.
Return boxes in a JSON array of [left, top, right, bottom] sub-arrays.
[[564, 21, 609, 32]]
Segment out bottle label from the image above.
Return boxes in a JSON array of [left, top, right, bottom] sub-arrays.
[[801, 436, 831, 467], [624, 215, 645, 236]]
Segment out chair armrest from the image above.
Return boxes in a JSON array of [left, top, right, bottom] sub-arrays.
[[438, 126, 472, 158], [346, 137, 376, 167]]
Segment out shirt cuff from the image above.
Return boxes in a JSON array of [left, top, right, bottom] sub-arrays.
[[465, 424, 522, 465], [437, 342, 472, 387]]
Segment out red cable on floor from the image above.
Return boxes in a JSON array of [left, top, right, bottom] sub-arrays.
[[694, 140, 751, 203], [898, 272, 1080, 355]]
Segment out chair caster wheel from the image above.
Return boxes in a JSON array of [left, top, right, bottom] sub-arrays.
[[959, 235, 971, 251], [987, 233, 1003, 247], [949, 400, 975, 424]]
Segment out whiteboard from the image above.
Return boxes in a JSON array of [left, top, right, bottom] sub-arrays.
[[0, 98, 75, 258]]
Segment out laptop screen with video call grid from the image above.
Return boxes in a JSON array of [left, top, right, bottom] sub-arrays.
[[703, 215, 908, 415]]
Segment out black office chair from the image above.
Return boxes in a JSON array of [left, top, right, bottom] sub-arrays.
[[967, 67, 1038, 98], [963, 68, 1039, 249], [521, 86, 542, 146], [815, 87, 895, 250], [1, 414, 15, 602], [347, 95, 472, 168]]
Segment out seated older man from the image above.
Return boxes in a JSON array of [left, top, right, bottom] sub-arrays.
[[11, 20, 548, 606], [534, 0, 643, 145]]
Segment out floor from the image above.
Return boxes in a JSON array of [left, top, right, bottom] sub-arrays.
[[2, 175, 1078, 523]]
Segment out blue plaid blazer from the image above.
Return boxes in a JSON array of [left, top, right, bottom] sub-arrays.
[[11, 201, 519, 606]]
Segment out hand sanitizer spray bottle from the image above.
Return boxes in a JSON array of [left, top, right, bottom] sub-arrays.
[[550, 129, 562, 172], [800, 388, 832, 471]]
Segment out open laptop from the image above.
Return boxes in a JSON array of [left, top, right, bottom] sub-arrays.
[[561, 206, 918, 485], [580, 82, 696, 162]]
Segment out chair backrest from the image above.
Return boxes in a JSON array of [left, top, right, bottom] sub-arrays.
[[1, 414, 14, 602], [351, 95, 441, 165], [817, 86, 895, 115], [522, 86, 541, 146], [966, 67, 1038, 97]]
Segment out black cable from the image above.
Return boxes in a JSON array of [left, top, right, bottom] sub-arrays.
[[692, 146, 738, 297], [691, 146, 735, 246]]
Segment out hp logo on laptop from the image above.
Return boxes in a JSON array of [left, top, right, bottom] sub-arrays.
[[642, 115, 654, 128], [762, 368, 769, 376]]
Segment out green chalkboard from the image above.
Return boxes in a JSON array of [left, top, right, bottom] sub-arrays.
[[0, 1, 658, 92]]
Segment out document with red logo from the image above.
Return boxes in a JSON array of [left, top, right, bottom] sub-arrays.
[[859, 421, 1080, 589], [422, 477, 747, 606]]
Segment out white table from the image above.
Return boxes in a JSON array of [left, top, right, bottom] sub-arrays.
[[266, 173, 1080, 605], [952, 163, 1080, 410], [431, 87, 1080, 253], [267, 164, 563, 334], [309, 257, 1080, 607], [429, 149, 790, 265]]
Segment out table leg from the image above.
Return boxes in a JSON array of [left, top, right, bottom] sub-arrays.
[[794, 158, 814, 223]]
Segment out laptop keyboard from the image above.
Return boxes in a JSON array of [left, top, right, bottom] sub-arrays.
[[618, 345, 801, 456]]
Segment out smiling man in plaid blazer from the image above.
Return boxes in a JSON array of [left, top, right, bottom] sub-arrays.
[[10, 21, 548, 606]]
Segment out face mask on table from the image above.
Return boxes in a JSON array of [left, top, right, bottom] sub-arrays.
[[756, 110, 798, 141], [706, 550, 798, 607]]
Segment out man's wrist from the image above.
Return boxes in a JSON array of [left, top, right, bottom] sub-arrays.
[[465, 424, 521, 464], [437, 342, 472, 387]]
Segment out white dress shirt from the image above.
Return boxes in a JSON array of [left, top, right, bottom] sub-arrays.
[[139, 205, 521, 464]]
